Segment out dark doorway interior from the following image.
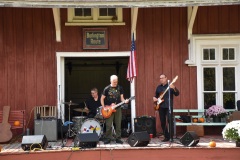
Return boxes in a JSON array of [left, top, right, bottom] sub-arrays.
[[64, 57, 131, 132]]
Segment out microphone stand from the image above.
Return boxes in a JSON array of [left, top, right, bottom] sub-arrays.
[[168, 80, 173, 142], [58, 85, 64, 146]]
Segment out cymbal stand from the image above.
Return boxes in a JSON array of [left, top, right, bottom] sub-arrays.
[[66, 101, 76, 138]]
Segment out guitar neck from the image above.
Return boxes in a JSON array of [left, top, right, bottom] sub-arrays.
[[111, 96, 134, 109], [160, 81, 176, 98], [112, 101, 125, 109]]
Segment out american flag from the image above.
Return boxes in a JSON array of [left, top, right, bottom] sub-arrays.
[[127, 33, 137, 82]]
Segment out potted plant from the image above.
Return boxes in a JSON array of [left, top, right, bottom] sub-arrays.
[[205, 105, 227, 122], [222, 120, 240, 147]]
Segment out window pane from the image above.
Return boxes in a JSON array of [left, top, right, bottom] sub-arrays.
[[229, 48, 235, 60], [99, 8, 107, 16], [203, 49, 209, 60], [75, 8, 83, 16], [75, 8, 91, 16], [222, 48, 228, 60], [223, 67, 235, 91], [223, 93, 235, 109], [108, 8, 116, 16], [210, 49, 215, 60], [203, 68, 216, 91], [99, 8, 116, 16], [203, 49, 215, 60], [204, 93, 216, 109]]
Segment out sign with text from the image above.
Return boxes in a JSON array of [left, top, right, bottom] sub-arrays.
[[83, 28, 108, 49]]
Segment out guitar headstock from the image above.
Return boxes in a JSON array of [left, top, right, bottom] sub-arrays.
[[129, 96, 135, 101], [172, 75, 178, 83]]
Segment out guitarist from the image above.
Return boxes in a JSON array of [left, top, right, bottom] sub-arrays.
[[153, 74, 179, 142], [101, 75, 129, 144]]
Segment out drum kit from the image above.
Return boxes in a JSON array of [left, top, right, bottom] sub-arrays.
[[62, 101, 105, 139]]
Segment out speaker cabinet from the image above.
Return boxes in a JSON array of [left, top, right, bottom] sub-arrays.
[[34, 119, 57, 141], [127, 131, 150, 147], [74, 133, 99, 148], [21, 135, 48, 151], [134, 116, 156, 137], [180, 131, 200, 146]]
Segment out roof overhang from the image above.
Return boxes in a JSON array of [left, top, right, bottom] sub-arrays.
[[0, 0, 240, 8]]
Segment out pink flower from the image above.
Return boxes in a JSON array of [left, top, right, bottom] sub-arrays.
[[206, 105, 227, 118]]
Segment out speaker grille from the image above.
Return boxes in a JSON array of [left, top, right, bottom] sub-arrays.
[[134, 116, 156, 137]]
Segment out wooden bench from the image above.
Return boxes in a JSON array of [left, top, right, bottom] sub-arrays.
[[173, 109, 236, 126], [0, 110, 26, 134]]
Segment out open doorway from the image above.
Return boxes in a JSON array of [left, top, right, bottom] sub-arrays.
[[56, 51, 136, 133], [64, 57, 130, 122]]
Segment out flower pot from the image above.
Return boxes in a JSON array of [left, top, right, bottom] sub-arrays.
[[236, 140, 240, 147], [213, 117, 221, 122]]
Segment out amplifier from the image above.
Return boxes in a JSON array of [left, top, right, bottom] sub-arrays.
[[34, 119, 57, 141], [134, 116, 156, 137]]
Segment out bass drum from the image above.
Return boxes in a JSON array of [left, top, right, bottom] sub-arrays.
[[80, 118, 102, 137]]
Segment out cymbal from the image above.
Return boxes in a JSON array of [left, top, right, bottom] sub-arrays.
[[62, 102, 79, 105], [73, 108, 89, 113]]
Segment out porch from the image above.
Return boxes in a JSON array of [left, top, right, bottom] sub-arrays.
[[1, 135, 239, 160]]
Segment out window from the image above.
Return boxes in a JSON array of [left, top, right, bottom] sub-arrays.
[[66, 8, 125, 26], [222, 48, 235, 60], [188, 35, 240, 110]]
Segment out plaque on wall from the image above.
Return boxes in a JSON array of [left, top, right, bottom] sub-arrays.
[[83, 28, 108, 49]]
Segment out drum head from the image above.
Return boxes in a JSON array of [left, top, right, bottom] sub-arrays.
[[80, 119, 101, 136]]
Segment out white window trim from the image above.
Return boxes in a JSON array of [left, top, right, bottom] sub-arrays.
[[189, 34, 240, 110], [66, 8, 125, 26], [56, 51, 136, 131]]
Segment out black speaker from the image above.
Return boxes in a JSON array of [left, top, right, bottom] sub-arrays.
[[74, 133, 99, 148], [127, 131, 150, 147], [21, 135, 48, 151], [134, 116, 156, 137], [180, 131, 200, 147]]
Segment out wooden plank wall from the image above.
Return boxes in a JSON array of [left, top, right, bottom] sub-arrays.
[[0, 6, 240, 130]]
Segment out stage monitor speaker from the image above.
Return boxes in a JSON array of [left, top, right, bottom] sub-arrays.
[[74, 132, 99, 148], [21, 135, 48, 151], [134, 116, 156, 137], [34, 119, 57, 141], [127, 131, 150, 147], [180, 131, 200, 147]]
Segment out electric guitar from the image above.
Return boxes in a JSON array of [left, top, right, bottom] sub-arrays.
[[101, 96, 135, 119], [154, 75, 178, 110], [0, 106, 13, 143]]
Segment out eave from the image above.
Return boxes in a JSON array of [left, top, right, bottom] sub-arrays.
[[0, 0, 240, 8]]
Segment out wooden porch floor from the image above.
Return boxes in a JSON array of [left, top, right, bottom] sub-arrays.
[[0, 134, 238, 153]]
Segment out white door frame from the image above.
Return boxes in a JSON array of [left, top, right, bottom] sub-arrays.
[[56, 51, 136, 131]]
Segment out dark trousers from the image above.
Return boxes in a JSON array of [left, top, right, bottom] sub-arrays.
[[159, 107, 174, 139]]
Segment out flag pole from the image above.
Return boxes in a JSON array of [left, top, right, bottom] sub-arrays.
[[131, 78, 136, 132]]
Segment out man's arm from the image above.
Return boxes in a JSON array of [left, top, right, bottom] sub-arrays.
[[101, 95, 106, 107], [121, 94, 129, 103]]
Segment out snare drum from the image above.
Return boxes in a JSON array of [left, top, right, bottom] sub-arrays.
[[80, 118, 101, 136], [72, 116, 87, 133]]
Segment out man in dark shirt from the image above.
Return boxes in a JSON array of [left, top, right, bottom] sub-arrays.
[[101, 75, 129, 144], [153, 74, 179, 142], [85, 88, 101, 118]]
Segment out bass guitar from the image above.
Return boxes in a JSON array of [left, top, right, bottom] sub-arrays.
[[154, 75, 178, 110], [101, 96, 135, 119], [0, 106, 13, 143]]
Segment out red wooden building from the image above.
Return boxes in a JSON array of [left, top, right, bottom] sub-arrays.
[[0, 0, 240, 134]]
